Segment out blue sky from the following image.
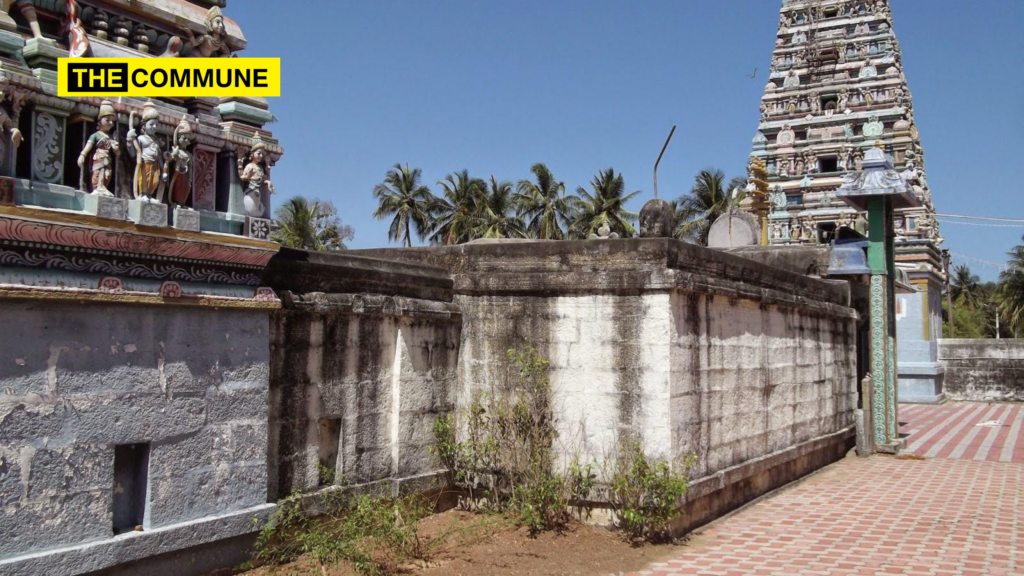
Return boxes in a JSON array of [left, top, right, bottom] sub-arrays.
[[231, 0, 1022, 281]]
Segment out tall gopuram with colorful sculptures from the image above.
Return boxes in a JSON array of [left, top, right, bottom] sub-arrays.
[[747, 0, 946, 403]]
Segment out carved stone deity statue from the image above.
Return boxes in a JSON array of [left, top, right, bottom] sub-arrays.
[[127, 100, 164, 202], [805, 152, 818, 173], [238, 135, 274, 218], [853, 149, 864, 170], [77, 100, 119, 196], [838, 145, 852, 170], [778, 156, 791, 178], [186, 6, 233, 57], [893, 87, 906, 108], [10, 0, 42, 39], [809, 91, 821, 114], [163, 115, 194, 207], [0, 80, 23, 170], [837, 88, 849, 111]]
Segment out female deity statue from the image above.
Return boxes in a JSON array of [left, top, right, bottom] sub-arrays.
[[163, 115, 194, 207], [127, 100, 164, 202], [238, 135, 274, 218], [186, 6, 233, 57], [77, 100, 119, 195]]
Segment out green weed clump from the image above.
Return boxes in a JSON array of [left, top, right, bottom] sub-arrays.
[[608, 443, 694, 544], [250, 487, 434, 576], [431, 347, 595, 534]]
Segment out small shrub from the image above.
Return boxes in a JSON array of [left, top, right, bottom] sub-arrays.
[[431, 346, 593, 534], [608, 443, 694, 544]]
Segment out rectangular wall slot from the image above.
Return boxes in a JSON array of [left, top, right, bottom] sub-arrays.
[[318, 418, 341, 486], [112, 443, 150, 534]]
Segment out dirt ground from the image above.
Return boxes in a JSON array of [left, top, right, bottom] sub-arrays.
[[226, 509, 687, 576]]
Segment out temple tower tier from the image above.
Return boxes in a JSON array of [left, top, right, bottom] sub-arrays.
[[750, 0, 937, 247], [747, 0, 946, 403]]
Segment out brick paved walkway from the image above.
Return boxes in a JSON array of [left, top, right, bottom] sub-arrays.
[[628, 404, 1024, 576], [900, 403, 1024, 462]]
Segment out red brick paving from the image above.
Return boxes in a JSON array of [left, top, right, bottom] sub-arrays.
[[626, 405, 1023, 576], [901, 403, 1024, 462]]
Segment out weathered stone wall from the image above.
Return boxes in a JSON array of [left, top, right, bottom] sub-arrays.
[[0, 300, 270, 566], [355, 240, 860, 507], [939, 339, 1024, 402], [264, 250, 461, 500]]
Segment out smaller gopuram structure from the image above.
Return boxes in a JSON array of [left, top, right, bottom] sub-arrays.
[[748, 0, 945, 402], [0, 2, 284, 575], [0, 0, 282, 236]]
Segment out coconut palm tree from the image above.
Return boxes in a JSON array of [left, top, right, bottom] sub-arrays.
[[430, 170, 488, 245], [667, 199, 691, 240], [675, 168, 739, 245], [568, 168, 640, 239], [514, 163, 575, 240], [950, 264, 982, 309], [372, 164, 434, 247], [998, 236, 1024, 332], [273, 196, 354, 251], [476, 176, 527, 239]]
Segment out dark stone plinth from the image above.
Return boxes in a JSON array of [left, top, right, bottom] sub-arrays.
[[639, 199, 674, 238], [263, 247, 454, 302]]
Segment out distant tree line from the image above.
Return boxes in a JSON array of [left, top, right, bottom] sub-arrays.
[[371, 163, 747, 247], [945, 238, 1024, 338]]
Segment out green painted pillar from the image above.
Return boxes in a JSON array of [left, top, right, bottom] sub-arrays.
[[866, 196, 899, 447]]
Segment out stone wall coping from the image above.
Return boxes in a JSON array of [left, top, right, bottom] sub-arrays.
[[263, 247, 455, 303], [939, 339, 1024, 360], [351, 238, 853, 310]]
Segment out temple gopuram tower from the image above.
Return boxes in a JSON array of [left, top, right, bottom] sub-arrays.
[[748, 0, 946, 403]]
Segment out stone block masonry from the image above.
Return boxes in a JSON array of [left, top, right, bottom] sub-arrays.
[[354, 238, 860, 530], [264, 249, 462, 500], [939, 339, 1024, 402], [0, 301, 271, 573]]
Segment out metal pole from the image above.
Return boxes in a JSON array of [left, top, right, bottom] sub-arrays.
[[653, 125, 676, 199], [942, 250, 954, 338]]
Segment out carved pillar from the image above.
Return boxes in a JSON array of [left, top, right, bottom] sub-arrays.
[[218, 148, 245, 216], [867, 195, 899, 449], [192, 145, 217, 211], [30, 105, 67, 186]]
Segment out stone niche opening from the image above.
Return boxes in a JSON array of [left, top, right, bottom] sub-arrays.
[[112, 443, 150, 535], [317, 418, 342, 486], [819, 156, 839, 173]]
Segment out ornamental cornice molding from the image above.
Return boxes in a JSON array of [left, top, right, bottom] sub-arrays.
[[0, 205, 279, 268]]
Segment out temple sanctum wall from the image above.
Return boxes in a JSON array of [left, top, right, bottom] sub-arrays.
[[0, 239, 862, 575]]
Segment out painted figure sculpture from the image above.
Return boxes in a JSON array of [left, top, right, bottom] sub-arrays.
[[78, 100, 119, 196]]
